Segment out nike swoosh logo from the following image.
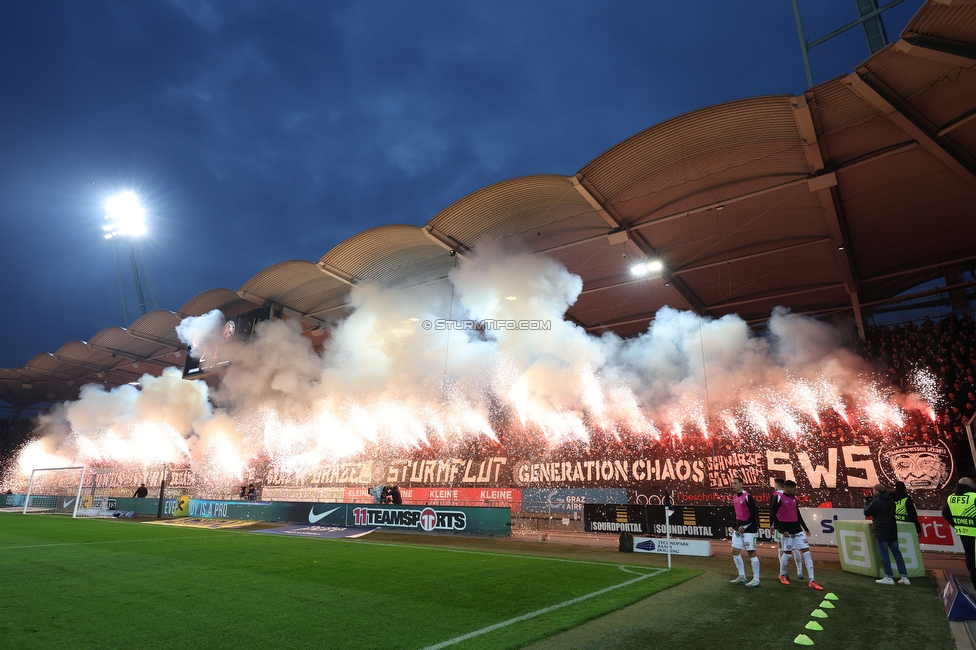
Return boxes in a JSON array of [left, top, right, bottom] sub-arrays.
[[64, 499, 76, 508], [309, 506, 341, 524]]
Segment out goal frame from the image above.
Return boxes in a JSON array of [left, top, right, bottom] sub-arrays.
[[23, 466, 86, 517]]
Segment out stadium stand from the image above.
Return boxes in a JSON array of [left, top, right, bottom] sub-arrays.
[[863, 313, 976, 462], [2, 0, 976, 425]]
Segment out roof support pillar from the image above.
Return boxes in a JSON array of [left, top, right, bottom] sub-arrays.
[[943, 264, 972, 313], [893, 34, 976, 68], [572, 175, 706, 315], [85, 344, 173, 370], [422, 226, 467, 261], [707, 283, 847, 311], [794, 93, 866, 340], [846, 69, 976, 188], [315, 263, 356, 285]]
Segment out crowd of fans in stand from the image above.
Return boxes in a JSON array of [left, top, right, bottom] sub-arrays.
[[635, 313, 975, 460], [862, 313, 976, 451]]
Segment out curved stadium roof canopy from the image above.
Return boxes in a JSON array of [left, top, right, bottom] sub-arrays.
[[3, 0, 975, 410]]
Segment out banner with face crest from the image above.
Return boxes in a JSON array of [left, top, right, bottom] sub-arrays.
[[878, 441, 954, 490]]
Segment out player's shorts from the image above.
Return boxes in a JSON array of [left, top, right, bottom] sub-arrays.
[[779, 531, 809, 551], [731, 531, 757, 551]]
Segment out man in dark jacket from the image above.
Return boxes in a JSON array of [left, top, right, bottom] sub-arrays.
[[943, 477, 976, 585], [133, 483, 149, 498], [864, 483, 910, 585]]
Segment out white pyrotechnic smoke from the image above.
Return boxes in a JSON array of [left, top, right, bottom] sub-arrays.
[[16, 368, 211, 475], [12, 247, 921, 480], [176, 309, 225, 358]]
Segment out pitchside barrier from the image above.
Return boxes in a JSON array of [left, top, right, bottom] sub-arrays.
[[182, 500, 512, 536], [259, 486, 630, 514], [834, 520, 925, 578], [4, 493, 511, 535], [2, 493, 26, 508], [261, 486, 524, 509], [940, 570, 976, 620], [582, 503, 946, 548], [804, 507, 962, 552], [584, 504, 738, 539]]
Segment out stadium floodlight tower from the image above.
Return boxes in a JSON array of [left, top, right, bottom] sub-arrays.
[[103, 191, 157, 325], [791, 0, 906, 88]]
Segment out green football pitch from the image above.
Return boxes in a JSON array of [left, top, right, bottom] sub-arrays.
[[0, 516, 697, 649]]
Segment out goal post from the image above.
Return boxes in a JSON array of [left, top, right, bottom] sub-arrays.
[[23, 466, 86, 517]]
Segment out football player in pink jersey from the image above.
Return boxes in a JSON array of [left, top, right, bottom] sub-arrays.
[[770, 477, 804, 581], [769, 480, 824, 590], [730, 476, 761, 587]]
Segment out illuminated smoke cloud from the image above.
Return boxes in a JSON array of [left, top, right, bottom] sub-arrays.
[[176, 309, 225, 359], [16, 368, 211, 475], [8, 247, 924, 482]]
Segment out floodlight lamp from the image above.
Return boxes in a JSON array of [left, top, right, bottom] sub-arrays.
[[103, 191, 147, 238], [631, 264, 649, 276], [646, 260, 664, 273], [505, 296, 517, 301]]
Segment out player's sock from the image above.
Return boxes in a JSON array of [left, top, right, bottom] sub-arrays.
[[779, 552, 790, 575], [751, 556, 760, 580], [733, 554, 745, 577], [803, 551, 814, 581], [794, 549, 803, 575]]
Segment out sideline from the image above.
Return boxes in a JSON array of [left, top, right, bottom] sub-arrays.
[[0, 535, 213, 550], [420, 566, 668, 650], [227, 526, 666, 568], [349, 537, 649, 567]]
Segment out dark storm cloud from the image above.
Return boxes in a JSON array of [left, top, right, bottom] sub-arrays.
[[0, 0, 924, 368]]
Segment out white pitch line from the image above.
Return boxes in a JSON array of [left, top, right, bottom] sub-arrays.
[[421, 566, 668, 650], [348, 538, 645, 567], [0, 535, 214, 550], [231, 528, 663, 568]]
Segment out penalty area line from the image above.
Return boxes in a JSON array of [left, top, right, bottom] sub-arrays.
[[421, 566, 668, 650]]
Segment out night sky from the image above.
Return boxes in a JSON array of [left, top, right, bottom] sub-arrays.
[[0, 1, 925, 368]]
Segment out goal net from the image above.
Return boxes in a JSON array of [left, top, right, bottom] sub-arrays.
[[75, 468, 123, 518], [23, 466, 86, 516]]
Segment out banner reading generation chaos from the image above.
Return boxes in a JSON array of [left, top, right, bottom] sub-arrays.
[[77, 438, 957, 509]]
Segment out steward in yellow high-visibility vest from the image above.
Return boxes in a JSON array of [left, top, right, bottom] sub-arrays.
[[892, 481, 921, 536], [943, 477, 976, 585]]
